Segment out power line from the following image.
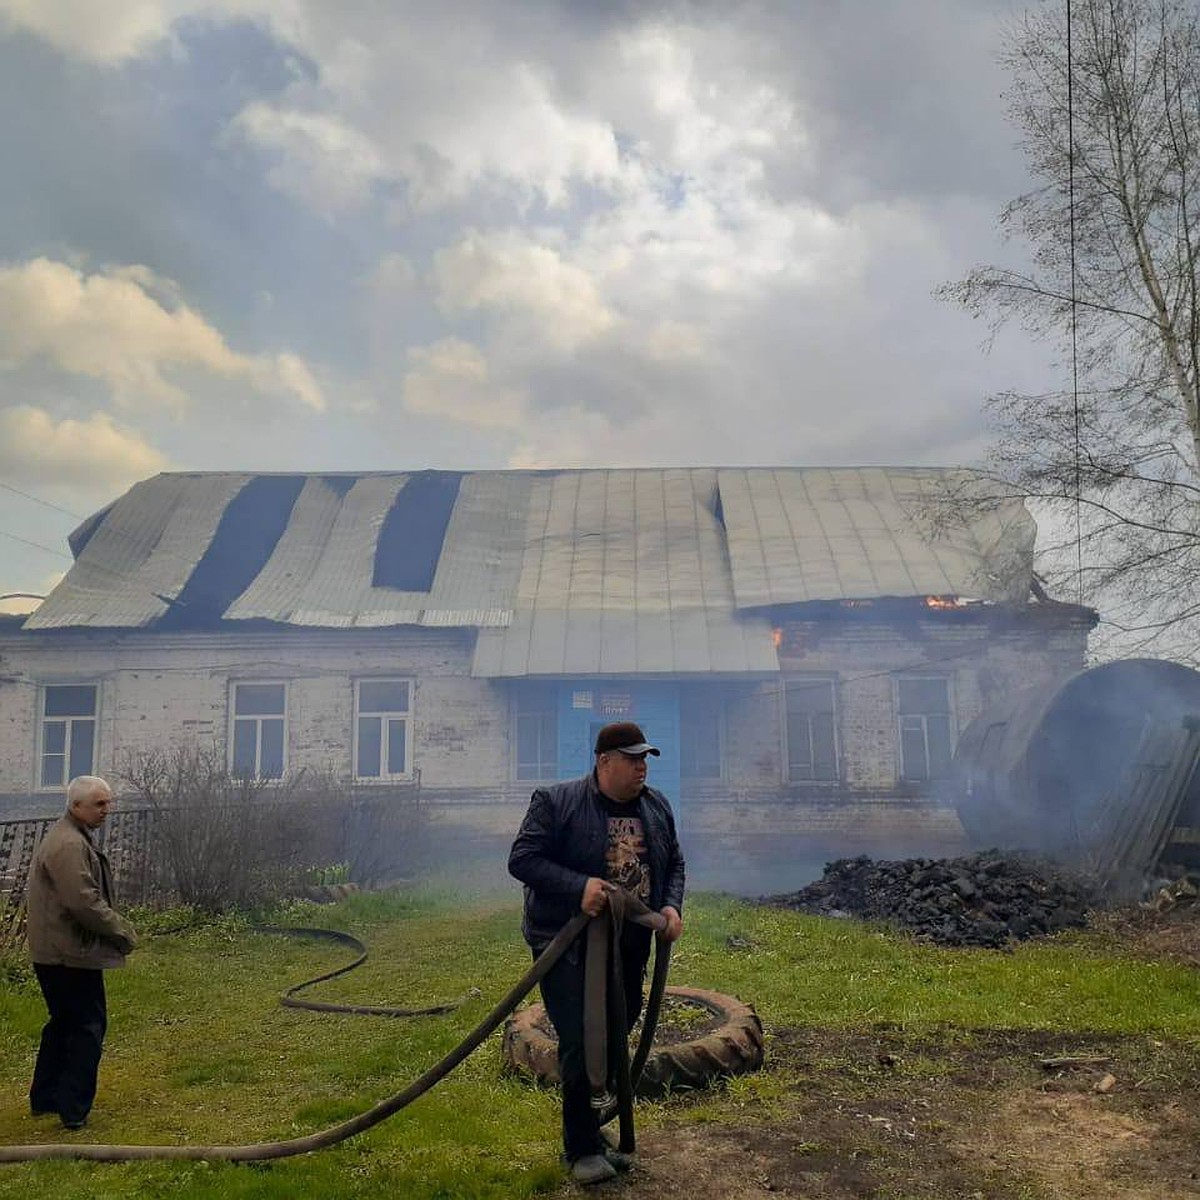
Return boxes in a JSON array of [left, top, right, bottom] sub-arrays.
[[1067, 0, 1084, 606], [0, 482, 205, 609], [0, 524, 191, 608], [0, 481, 85, 520], [0, 527, 73, 560]]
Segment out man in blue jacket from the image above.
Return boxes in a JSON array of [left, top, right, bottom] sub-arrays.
[[509, 721, 685, 1186]]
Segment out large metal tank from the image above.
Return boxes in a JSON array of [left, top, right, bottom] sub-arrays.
[[953, 659, 1200, 855]]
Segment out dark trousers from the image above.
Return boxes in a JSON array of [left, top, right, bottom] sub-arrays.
[[30, 964, 107, 1125], [536, 931, 649, 1163]]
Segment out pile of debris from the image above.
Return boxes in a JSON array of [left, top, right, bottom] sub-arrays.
[[764, 852, 1098, 948], [1144, 872, 1200, 913]]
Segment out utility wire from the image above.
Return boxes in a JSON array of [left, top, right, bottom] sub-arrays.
[[0, 527, 74, 560], [0, 478, 203, 610], [1067, 0, 1085, 605], [0, 481, 85, 520]]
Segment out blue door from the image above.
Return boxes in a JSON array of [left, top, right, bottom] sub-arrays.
[[556, 682, 681, 820]]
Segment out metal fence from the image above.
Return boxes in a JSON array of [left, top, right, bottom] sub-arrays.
[[0, 808, 160, 913]]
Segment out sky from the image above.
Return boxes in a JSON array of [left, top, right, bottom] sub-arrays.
[[0, 0, 1061, 611]]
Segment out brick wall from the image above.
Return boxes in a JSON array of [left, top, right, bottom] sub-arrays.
[[0, 628, 509, 816], [0, 610, 1090, 888], [718, 611, 1088, 796]]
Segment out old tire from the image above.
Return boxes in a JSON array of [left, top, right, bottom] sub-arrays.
[[502, 985, 764, 1097]]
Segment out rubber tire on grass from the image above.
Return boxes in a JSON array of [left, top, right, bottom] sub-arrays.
[[502, 985, 764, 1097]]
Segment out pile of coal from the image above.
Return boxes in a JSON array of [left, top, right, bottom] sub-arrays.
[[763, 852, 1097, 948]]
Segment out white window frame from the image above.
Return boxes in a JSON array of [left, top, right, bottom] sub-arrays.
[[782, 676, 840, 784], [228, 680, 289, 781], [894, 674, 956, 784], [37, 682, 100, 791], [354, 678, 414, 781]]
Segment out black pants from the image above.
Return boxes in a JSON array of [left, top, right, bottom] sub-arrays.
[[30, 964, 107, 1125], [536, 931, 649, 1163]]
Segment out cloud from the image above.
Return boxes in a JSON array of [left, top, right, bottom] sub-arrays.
[[233, 60, 622, 212], [343, 16, 875, 439], [364, 252, 417, 296], [433, 231, 617, 354], [0, 258, 325, 411], [264, 352, 324, 412], [223, 6, 1012, 473], [1, 0, 1029, 485], [0, 0, 179, 63], [402, 337, 526, 429], [0, 404, 168, 485], [0, 0, 298, 64], [231, 102, 387, 212]]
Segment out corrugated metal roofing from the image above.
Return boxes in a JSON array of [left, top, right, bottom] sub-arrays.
[[717, 467, 1035, 608], [24, 467, 1038, 673], [469, 469, 779, 676], [27, 474, 252, 629]]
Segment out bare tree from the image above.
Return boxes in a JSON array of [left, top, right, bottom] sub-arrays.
[[941, 0, 1200, 658]]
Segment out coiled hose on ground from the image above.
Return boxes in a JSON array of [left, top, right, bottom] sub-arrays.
[[0, 892, 669, 1164]]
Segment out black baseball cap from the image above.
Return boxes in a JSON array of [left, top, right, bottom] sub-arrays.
[[594, 722, 660, 757]]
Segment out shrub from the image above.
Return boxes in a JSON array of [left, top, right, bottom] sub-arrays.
[[340, 787, 427, 888], [119, 748, 426, 911], [120, 747, 337, 912]]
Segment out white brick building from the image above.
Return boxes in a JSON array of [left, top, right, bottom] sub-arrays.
[[0, 467, 1094, 890]]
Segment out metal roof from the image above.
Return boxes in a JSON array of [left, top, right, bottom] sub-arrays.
[[470, 469, 779, 676], [223, 474, 526, 628], [24, 467, 1038, 674], [717, 467, 1035, 608], [27, 474, 252, 630]]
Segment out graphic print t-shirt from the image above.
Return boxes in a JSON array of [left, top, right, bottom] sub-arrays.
[[602, 795, 650, 902]]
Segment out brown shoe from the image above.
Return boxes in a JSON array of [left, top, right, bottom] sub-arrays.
[[570, 1154, 618, 1185]]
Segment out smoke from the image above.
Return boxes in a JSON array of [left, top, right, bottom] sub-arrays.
[[954, 659, 1200, 865]]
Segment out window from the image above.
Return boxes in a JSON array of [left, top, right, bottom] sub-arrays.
[[40, 684, 97, 788], [231, 682, 286, 779], [680, 691, 722, 780], [896, 676, 954, 783], [355, 679, 412, 779], [515, 686, 557, 781], [784, 678, 838, 782]]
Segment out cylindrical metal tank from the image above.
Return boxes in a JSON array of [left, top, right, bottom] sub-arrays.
[[953, 659, 1200, 855]]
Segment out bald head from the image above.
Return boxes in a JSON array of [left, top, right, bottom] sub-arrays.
[[67, 775, 114, 828]]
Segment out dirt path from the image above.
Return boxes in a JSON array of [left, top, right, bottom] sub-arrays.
[[537, 909, 1200, 1197], [546, 1024, 1200, 1198]]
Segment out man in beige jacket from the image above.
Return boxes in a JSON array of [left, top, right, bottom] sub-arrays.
[[26, 775, 137, 1130]]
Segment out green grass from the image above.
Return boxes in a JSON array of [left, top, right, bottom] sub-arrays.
[[685, 897, 1200, 1034], [1, 890, 1198, 1198]]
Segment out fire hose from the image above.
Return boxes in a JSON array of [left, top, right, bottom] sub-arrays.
[[0, 889, 669, 1164]]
